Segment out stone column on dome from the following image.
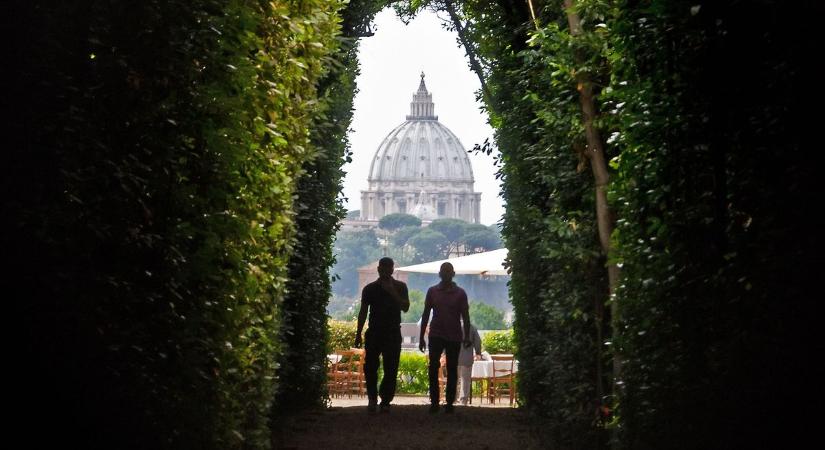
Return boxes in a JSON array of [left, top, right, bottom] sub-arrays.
[[365, 194, 372, 220], [470, 195, 475, 222], [360, 192, 368, 220], [375, 193, 383, 218]]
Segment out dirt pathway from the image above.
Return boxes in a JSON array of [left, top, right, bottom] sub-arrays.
[[277, 397, 545, 449]]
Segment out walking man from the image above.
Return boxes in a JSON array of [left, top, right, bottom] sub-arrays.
[[419, 262, 471, 413], [355, 257, 410, 414]]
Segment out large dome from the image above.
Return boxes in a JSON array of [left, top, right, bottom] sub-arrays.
[[367, 75, 474, 185], [368, 121, 474, 183], [358, 73, 481, 224]]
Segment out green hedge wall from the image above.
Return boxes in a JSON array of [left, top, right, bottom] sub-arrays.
[[274, 17, 358, 415], [9, 1, 344, 448], [455, 1, 822, 448], [455, 1, 611, 447], [432, 1, 821, 448], [602, 1, 824, 448]]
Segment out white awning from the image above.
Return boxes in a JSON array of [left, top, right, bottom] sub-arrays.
[[395, 248, 509, 276]]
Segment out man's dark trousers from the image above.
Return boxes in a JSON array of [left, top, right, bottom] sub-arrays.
[[427, 335, 460, 405], [364, 329, 402, 405]]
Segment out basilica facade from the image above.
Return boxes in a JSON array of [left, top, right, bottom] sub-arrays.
[[356, 73, 481, 225]]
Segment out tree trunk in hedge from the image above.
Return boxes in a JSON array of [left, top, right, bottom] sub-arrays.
[[444, 0, 491, 104], [562, 0, 622, 389]]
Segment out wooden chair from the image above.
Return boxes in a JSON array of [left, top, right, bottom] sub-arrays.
[[487, 354, 516, 406], [326, 351, 346, 398], [332, 349, 361, 398], [470, 374, 485, 405], [350, 348, 366, 397]]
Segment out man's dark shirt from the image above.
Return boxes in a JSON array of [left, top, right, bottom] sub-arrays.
[[362, 279, 408, 335]]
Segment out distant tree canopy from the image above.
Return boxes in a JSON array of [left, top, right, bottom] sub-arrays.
[[464, 228, 502, 253], [407, 228, 449, 263], [469, 302, 507, 330], [400, 290, 425, 323], [331, 229, 381, 297], [378, 213, 422, 230], [392, 225, 422, 247], [382, 218, 503, 263], [428, 218, 467, 255]]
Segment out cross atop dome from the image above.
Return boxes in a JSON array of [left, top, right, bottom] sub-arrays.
[[407, 72, 437, 120], [418, 71, 427, 93]]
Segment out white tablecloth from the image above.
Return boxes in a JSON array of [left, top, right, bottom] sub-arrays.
[[471, 358, 519, 379]]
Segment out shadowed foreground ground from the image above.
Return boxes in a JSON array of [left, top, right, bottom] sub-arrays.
[[276, 401, 544, 449]]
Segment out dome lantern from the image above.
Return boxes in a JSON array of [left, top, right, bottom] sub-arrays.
[[406, 72, 437, 120]]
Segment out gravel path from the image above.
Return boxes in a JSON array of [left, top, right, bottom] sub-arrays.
[[277, 396, 545, 449]]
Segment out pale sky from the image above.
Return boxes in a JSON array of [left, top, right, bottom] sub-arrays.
[[343, 8, 505, 226]]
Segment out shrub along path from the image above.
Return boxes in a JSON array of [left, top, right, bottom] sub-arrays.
[[276, 397, 544, 449]]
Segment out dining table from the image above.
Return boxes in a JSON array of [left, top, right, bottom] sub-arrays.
[[470, 355, 518, 404]]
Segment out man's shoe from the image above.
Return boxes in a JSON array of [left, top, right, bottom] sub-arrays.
[[379, 403, 391, 414], [444, 404, 455, 414], [367, 400, 377, 414], [428, 404, 439, 414]]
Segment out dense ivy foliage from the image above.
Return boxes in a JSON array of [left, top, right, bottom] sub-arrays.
[[327, 320, 359, 353], [273, 11, 360, 414], [396, 353, 431, 394], [602, 2, 824, 448], [407, 0, 822, 448], [453, 1, 612, 447], [9, 1, 344, 448], [481, 330, 516, 354]]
